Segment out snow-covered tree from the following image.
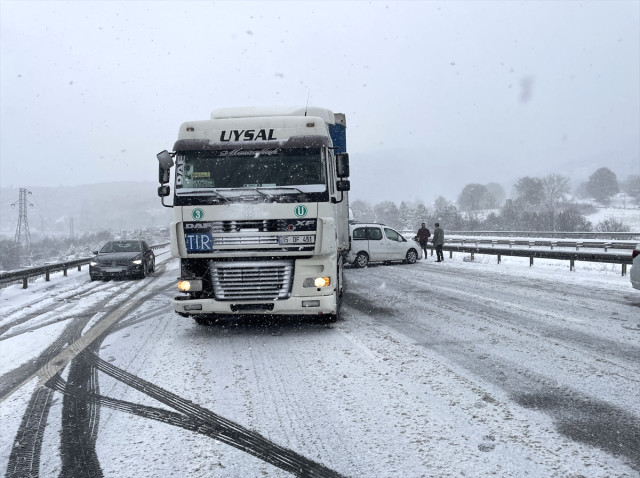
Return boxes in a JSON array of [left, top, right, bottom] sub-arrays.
[[457, 183, 497, 211], [586, 167, 619, 203], [595, 218, 630, 232], [433, 196, 450, 212], [620, 175, 640, 202], [513, 176, 545, 210]]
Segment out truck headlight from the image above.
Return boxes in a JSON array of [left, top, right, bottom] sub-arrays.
[[303, 277, 331, 288], [90, 261, 98, 266], [178, 279, 203, 292]]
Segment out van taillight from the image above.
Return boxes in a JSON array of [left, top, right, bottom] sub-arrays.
[[633, 249, 640, 259]]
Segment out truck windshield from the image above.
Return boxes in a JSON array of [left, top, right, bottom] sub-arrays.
[[176, 148, 326, 193]]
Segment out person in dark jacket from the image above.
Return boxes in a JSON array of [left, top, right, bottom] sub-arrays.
[[432, 222, 444, 262], [416, 223, 431, 259]]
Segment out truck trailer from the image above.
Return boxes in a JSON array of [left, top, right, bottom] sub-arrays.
[[156, 106, 350, 324]]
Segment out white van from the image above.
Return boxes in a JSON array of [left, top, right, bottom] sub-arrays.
[[347, 223, 420, 268]]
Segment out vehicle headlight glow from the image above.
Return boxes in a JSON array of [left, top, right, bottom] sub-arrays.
[[132, 259, 142, 264], [178, 279, 203, 292], [90, 261, 98, 266], [303, 277, 331, 288]]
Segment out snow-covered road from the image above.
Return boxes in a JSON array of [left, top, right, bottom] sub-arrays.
[[1, 253, 639, 477]]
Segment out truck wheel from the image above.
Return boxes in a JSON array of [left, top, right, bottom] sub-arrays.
[[325, 275, 341, 323], [355, 252, 369, 268], [405, 249, 418, 264]]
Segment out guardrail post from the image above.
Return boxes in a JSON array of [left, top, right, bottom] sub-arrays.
[[529, 241, 534, 248], [551, 241, 556, 250], [622, 264, 627, 276], [23, 278, 28, 289], [63, 268, 68, 277], [529, 257, 534, 267], [570, 259, 575, 271], [576, 241, 582, 251], [46, 271, 50, 281], [471, 252, 474, 261], [497, 254, 501, 264], [604, 242, 611, 252], [77, 265, 82, 271], [449, 250, 452, 259], [509, 240, 514, 248], [492, 240, 497, 247]]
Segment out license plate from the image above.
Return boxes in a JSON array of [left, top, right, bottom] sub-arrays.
[[185, 233, 213, 251], [278, 235, 315, 245], [104, 267, 124, 273]]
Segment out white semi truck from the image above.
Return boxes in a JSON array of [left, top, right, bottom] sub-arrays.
[[156, 106, 350, 324]]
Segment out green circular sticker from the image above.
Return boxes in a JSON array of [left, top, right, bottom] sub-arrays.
[[294, 205, 307, 217], [192, 208, 204, 220]]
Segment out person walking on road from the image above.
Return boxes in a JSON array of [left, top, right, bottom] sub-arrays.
[[433, 222, 444, 262], [416, 223, 431, 259]]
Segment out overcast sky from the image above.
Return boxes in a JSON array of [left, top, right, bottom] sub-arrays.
[[1, 0, 638, 204]]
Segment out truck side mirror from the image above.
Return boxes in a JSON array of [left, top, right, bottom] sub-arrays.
[[158, 185, 171, 197], [336, 153, 349, 178], [337, 179, 350, 192], [157, 150, 174, 184]]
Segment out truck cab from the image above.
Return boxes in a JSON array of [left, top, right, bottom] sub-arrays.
[[156, 107, 350, 323]]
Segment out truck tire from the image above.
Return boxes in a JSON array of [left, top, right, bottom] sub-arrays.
[[355, 252, 369, 268], [325, 261, 344, 323], [405, 249, 418, 264]]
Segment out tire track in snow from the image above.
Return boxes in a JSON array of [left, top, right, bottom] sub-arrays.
[[344, 266, 640, 471], [77, 351, 345, 478], [2, 275, 170, 478], [5, 386, 55, 478]]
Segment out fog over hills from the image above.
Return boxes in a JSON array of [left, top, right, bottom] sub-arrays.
[[350, 144, 639, 205], [1, 143, 637, 240], [0, 183, 171, 239]]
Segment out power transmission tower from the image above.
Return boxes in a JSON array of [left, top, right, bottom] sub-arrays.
[[12, 188, 33, 249]]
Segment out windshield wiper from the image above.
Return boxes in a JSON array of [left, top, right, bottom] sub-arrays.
[[176, 189, 229, 202], [256, 187, 304, 195]]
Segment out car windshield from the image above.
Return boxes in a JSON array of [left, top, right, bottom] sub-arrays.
[[99, 241, 142, 253]]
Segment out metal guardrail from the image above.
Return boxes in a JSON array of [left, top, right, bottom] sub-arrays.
[[0, 243, 170, 289], [446, 237, 636, 252], [431, 244, 633, 276], [446, 231, 640, 240]]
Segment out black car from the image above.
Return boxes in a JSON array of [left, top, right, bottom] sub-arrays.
[[89, 240, 155, 281]]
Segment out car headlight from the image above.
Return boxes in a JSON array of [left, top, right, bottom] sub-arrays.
[[132, 259, 142, 264]]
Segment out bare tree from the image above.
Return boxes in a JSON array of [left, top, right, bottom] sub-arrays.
[[541, 173, 570, 210]]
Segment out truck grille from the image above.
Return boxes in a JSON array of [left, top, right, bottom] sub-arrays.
[[210, 261, 293, 300], [183, 219, 317, 255], [211, 220, 290, 232]]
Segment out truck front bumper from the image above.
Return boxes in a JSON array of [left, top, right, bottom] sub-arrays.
[[170, 294, 337, 317]]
